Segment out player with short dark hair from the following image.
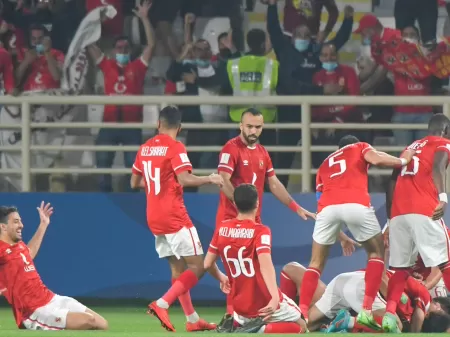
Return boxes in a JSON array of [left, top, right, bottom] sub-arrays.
[[422, 312, 450, 333], [0, 203, 108, 330], [216, 108, 317, 323], [383, 113, 450, 332], [299, 134, 415, 328], [131, 106, 225, 332], [205, 184, 307, 334]]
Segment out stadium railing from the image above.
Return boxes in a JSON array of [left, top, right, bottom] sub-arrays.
[[0, 95, 448, 192]]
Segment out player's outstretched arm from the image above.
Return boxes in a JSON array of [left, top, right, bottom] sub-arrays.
[[267, 175, 315, 220], [219, 172, 235, 202], [364, 149, 414, 167], [204, 252, 230, 293], [432, 151, 449, 220], [177, 172, 224, 187], [27, 201, 53, 259]]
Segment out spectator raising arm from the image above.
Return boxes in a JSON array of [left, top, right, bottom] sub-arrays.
[[132, 1, 155, 64], [43, 36, 61, 82], [315, 0, 339, 43], [328, 6, 354, 51], [266, 0, 289, 60]]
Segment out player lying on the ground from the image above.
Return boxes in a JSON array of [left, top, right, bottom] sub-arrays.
[[300, 134, 415, 329], [0, 203, 108, 330], [131, 106, 224, 332], [384, 113, 450, 332], [205, 184, 308, 334], [383, 224, 449, 299], [282, 261, 450, 333]]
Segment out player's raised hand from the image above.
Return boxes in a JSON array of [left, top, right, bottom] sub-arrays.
[[432, 201, 447, 220], [297, 207, 316, 220], [37, 201, 54, 227], [208, 173, 224, 187], [258, 297, 279, 320]]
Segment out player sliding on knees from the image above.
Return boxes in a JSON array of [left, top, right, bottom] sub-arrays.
[[383, 113, 450, 333], [205, 184, 308, 334], [130, 106, 225, 332], [0, 203, 108, 331], [299, 134, 415, 330], [215, 108, 315, 329]]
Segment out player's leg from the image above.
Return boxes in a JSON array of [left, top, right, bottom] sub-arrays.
[[299, 205, 341, 320], [382, 214, 416, 332], [281, 262, 326, 305], [342, 204, 385, 328], [262, 294, 307, 333]]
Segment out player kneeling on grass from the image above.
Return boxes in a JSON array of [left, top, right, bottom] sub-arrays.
[[0, 203, 108, 331], [204, 184, 307, 334]]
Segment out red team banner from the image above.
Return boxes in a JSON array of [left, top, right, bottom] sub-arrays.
[[371, 36, 450, 79]]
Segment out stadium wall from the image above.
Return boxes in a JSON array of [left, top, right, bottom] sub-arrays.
[[1, 193, 399, 300]]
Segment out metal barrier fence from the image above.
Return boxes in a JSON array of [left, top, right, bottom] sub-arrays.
[[1, 95, 449, 192]]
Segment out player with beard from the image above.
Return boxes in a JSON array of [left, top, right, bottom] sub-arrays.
[[215, 108, 359, 330]]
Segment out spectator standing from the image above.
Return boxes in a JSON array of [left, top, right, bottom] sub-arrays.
[[265, 0, 353, 186], [16, 24, 64, 91], [311, 43, 362, 168], [394, 0, 438, 49], [0, 47, 15, 94], [283, 0, 339, 43], [87, 1, 154, 192], [391, 26, 434, 145], [224, 28, 278, 147]]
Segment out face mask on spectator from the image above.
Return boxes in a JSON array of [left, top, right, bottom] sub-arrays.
[[182, 59, 196, 65], [115, 53, 130, 65], [196, 59, 210, 68], [362, 37, 371, 46], [404, 37, 419, 44], [294, 39, 310, 52], [35, 44, 45, 54], [322, 62, 338, 72]]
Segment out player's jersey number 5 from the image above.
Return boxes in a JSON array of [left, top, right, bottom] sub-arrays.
[[224, 245, 255, 278], [328, 151, 346, 178]]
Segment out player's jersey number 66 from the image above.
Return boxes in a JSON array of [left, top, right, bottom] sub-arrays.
[[143, 160, 161, 195], [223, 245, 255, 278]]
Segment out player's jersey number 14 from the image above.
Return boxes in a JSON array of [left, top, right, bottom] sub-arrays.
[[143, 161, 161, 195]]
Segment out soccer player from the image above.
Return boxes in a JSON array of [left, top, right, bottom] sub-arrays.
[[130, 106, 225, 332], [0, 203, 108, 330], [383, 113, 450, 332], [299, 134, 415, 328], [216, 108, 316, 321], [205, 184, 308, 334]]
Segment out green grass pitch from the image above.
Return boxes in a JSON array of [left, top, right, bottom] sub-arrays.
[[0, 306, 442, 336]]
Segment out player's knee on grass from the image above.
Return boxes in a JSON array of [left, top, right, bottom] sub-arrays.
[[184, 255, 205, 279], [86, 308, 109, 330], [65, 312, 100, 330], [362, 233, 384, 259]]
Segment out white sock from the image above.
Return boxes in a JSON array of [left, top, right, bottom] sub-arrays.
[[257, 326, 266, 333], [186, 312, 200, 323], [348, 317, 355, 329], [156, 298, 169, 309]]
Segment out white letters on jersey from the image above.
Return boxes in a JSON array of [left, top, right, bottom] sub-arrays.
[[220, 153, 230, 164]]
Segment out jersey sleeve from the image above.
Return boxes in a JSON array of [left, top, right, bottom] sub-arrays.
[[208, 229, 219, 254], [360, 142, 375, 155], [316, 167, 323, 192], [436, 142, 450, 163], [171, 142, 193, 174], [405, 276, 431, 313], [255, 226, 272, 255], [218, 143, 238, 175], [265, 149, 275, 178], [132, 146, 143, 175]]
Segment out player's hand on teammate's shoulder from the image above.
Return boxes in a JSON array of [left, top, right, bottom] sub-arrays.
[[36, 201, 54, 227], [208, 173, 224, 187], [258, 297, 279, 320], [432, 201, 447, 220], [297, 207, 316, 220], [219, 273, 231, 294], [400, 148, 416, 164]]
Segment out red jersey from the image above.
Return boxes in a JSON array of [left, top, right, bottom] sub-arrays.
[[0, 19, 25, 60], [0, 241, 54, 327], [312, 65, 361, 123], [0, 47, 14, 93], [132, 134, 194, 235], [216, 137, 275, 224], [391, 136, 450, 218], [98, 55, 148, 122], [316, 142, 374, 212], [22, 49, 65, 91], [394, 74, 432, 114], [208, 218, 281, 318]]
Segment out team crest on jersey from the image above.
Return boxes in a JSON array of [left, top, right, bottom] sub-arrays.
[[259, 160, 264, 168]]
